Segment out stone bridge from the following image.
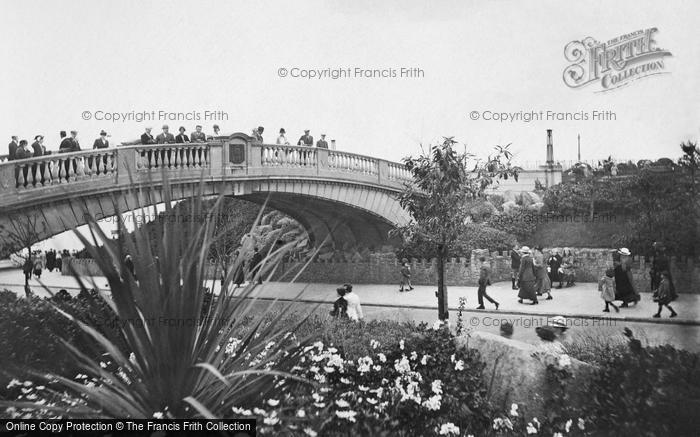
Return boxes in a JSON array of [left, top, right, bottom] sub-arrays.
[[0, 134, 414, 249]]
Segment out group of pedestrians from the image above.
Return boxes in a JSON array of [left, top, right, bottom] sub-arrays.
[[21, 249, 64, 282], [511, 245, 567, 306]]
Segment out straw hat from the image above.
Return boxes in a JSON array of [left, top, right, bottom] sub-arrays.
[[548, 316, 568, 330]]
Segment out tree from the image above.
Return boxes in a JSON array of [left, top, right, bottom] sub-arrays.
[[393, 138, 518, 320], [0, 213, 47, 297]]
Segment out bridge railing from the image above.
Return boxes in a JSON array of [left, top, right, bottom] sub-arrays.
[[0, 141, 414, 206]]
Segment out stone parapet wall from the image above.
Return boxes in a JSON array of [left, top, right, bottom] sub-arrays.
[[62, 248, 700, 294]]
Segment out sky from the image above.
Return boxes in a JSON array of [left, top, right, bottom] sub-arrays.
[[2, 0, 699, 249]]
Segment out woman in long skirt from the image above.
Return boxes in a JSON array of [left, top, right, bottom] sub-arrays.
[[517, 247, 538, 305], [547, 249, 563, 289], [614, 248, 638, 307]]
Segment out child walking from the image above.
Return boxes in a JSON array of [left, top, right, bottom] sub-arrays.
[[399, 258, 414, 292], [598, 267, 619, 313], [653, 271, 677, 318]]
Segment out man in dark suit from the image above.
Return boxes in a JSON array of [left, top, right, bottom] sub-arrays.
[[58, 131, 80, 180], [31, 135, 47, 185], [141, 127, 156, 144], [91, 130, 110, 174], [156, 125, 175, 144], [175, 126, 190, 143], [297, 129, 313, 146], [191, 125, 206, 142], [316, 133, 328, 148], [8, 136, 18, 160]]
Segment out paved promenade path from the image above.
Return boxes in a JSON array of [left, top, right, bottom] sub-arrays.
[[1, 269, 698, 351]]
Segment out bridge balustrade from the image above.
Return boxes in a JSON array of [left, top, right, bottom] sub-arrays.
[[0, 141, 415, 207], [260, 144, 317, 168], [135, 144, 210, 171], [9, 150, 117, 189]]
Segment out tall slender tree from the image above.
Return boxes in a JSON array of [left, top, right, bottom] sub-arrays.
[[394, 137, 518, 320]]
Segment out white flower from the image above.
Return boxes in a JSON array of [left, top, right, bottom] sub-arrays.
[[313, 341, 324, 350], [232, 406, 252, 416], [438, 422, 460, 435], [422, 394, 442, 411], [420, 355, 429, 365], [526, 423, 538, 434], [267, 399, 279, 407], [394, 355, 411, 374], [253, 408, 267, 416], [378, 353, 387, 363], [340, 377, 351, 384], [358, 385, 370, 392], [335, 399, 350, 408], [152, 412, 164, 419], [532, 417, 540, 428], [296, 409, 306, 418], [366, 398, 378, 405], [99, 362, 107, 369], [431, 380, 443, 395], [370, 339, 380, 349], [510, 403, 519, 417], [303, 428, 317, 437], [335, 410, 357, 422], [399, 340, 405, 350], [324, 366, 335, 373], [565, 419, 573, 432], [454, 360, 464, 371], [553, 433, 563, 437], [433, 320, 443, 331], [327, 354, 344, 368], [263, 415, 279, 425], [357, 356, 374, 374], [558, 354, 572, 368], [312, 393, 324, 402], [578, 418, 585, 430], [6, 379, 21, 389], [450, 354, 455, 363], [410, 351, 418, 360], [373, 365, 382, 371]]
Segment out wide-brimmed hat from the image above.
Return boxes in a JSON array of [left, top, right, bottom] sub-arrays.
[[279, 128, 286, 134], [162, 124, 169, 129], [548, 316, 568, 330], [34, 135, 43, 141], [618, 248, 631, 256], [100, 130, 107, 136], [519, 246, 531, 254], [304, 129, 310, 133], [70, 130, 78, 134]]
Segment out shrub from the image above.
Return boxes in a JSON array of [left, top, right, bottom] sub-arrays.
[[584, 329, 700, 436], [0, 292, 122, 393], [244, 323, 494, 436]]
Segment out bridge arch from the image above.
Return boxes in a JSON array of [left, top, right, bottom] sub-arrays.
[[0, 135, 412, 251]]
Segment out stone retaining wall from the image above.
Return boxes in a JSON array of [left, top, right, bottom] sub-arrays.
[[62, 248, 700, 293]]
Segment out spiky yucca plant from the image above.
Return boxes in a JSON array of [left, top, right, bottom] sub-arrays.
[[5, 174, 321, 418]]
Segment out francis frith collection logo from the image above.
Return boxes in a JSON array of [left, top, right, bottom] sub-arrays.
[[563, 28, 672, 92]]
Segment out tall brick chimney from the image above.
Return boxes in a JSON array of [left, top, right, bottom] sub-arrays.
[[546, 129, 554, 165]]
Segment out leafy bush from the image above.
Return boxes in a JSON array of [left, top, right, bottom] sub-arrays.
[[0, 291, 122, 393], [584, 329, 700, 436]]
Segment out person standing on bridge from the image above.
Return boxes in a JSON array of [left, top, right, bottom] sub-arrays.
[[297, 129, 313, 146], [276, 128, 290, 145], [91, 130, 110, 174], [191, 125, 207, 143], [31, 135, 47, 185], [252, 126, 264, 143], [175, 126, 190, 143], [8, 136, 19, 160], [141, 127, 156, 144], [316, 134, 328, 149], [156, 125, 175, 144]]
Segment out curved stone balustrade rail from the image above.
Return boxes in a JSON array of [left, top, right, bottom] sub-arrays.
[[0, 141, 416, 208]]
